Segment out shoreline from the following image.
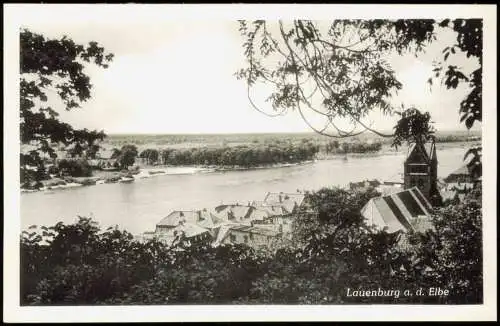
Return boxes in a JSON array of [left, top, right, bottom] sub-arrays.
[[317, 140, 477, 160], [20, 160, 316, 193], [21, 142, 475, 194]]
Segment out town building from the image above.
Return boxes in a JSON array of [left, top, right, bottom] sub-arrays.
[[95, 150, 119, 170], [136, 222, 211, 246], [349, 179, 381, 191], [444, 164, 477, 184], [212, 204, 269, 225], [376, 184, 404, 196], [438, 164, 478, 204], [140, 190, 308, 249], [251, 215, 294, 236], [156, 209, 223, 233], [383, 173, 404, 186], [212, 224, 283, 249], [403, 140, 442, 205], [360, 187, 434, 234], [262, 192, 306, 213], [249, 203, 287, 216]]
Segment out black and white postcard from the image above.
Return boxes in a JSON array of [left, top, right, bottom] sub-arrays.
[[3, 3, 497, 322]]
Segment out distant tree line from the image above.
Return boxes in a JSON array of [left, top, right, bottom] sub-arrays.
[[324, 140, 383, 154], [23, 131, 478, 188], [22, 141, 319, 188], [435, 135, 481, 143], [139, 143, 320, 167]]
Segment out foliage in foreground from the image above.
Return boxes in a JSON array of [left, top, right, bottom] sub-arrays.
[[237, 19, 483, 178], [20, 29, 112, 186], [404, 186, 483, 304], [21, 187, 482, 305]]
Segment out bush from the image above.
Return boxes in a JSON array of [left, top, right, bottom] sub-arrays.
[[47, 165, 60, 175], [58, 159, 92, 177], [402, 187, 483, 304]]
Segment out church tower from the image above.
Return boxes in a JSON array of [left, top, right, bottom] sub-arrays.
[[404, 140, 441, 206]]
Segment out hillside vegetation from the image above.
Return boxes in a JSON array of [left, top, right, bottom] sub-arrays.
[[21, 186, 482, 305]]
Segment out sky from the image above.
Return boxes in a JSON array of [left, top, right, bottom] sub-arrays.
[[19, 8, 482, 135]]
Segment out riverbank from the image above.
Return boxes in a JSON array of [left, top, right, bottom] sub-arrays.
[[21, 140, 478, 193], [21, 145, 469, 235], [21, 161, 316, 193], [21, 167, 205, 193], [211, 160, 315, 172], [316, 140, 480, 160]]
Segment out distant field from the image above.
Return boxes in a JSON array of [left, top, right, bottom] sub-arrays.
[[103, 130, 482, 151], [106, 132, 332, 146]]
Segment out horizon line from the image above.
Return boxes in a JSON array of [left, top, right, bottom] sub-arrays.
[[105, 128, 480, 136]]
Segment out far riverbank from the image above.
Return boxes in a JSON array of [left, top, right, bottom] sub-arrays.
[[22, 141, 478, 194], [21, 145, 470, 235]]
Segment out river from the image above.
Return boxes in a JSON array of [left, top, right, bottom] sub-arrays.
[[21, 146, 468, 235]]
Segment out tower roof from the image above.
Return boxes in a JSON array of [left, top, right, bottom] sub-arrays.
[[406, 141, 437, 163]]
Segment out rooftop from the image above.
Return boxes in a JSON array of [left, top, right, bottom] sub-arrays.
[[156, 209, 219, 228], [263, 192, 306, 213], [448, 165, 472, 176], [361, 187, 433, 234], [406, 141, 437, 163]]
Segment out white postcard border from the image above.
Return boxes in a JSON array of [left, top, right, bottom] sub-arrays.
[[3, 3, 497, 322]]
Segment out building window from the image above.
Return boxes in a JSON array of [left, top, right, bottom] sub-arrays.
[[244, 235, 249, 243], [409, 164, 428, 174], [249, 233, 254, 240], [229, 234, 236, 242]]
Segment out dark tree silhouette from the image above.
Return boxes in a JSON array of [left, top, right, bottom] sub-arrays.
[[428, 19, 482, 178], [237, 19, 482, 176], [392, 107, 436, 149], [115, 144, 139, 169], [236, 20, 436, 138], [20, 29, 113, 187]]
